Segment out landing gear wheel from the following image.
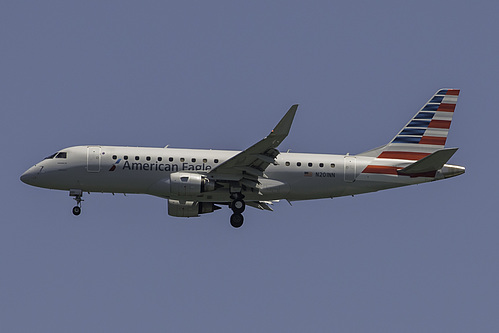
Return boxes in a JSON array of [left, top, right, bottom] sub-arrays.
[[231, 199, 246, 214], [72, 206, 81, 216], [230, 213, 244, 228], [69, 189, 84, 217]]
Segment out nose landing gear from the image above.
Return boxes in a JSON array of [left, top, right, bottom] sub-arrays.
[[72, 205, 81, 216], [69, 189, 83, 216]]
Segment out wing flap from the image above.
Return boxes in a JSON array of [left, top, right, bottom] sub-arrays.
[[246, 201, 275, 211], [234, 166, 265, 178], [253, 153, 279, 165]]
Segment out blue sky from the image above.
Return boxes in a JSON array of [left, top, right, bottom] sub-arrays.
[[1, 1, 498, 332]]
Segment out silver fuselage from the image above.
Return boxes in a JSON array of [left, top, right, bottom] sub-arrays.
[[21, 145, 464, 203]]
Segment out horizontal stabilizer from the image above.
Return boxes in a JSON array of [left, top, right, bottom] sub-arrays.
[[398, 148, 458, 175]]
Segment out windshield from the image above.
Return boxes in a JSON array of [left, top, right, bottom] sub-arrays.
[[44, 152, 57, 160]]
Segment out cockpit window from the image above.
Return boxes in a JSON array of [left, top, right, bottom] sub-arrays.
[[56, 152, 67, 159], [44, 152, 57, 160]]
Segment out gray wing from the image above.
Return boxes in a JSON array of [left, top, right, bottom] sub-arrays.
[[208, 104, 298, 191]]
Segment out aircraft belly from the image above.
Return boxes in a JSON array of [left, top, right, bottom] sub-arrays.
[[76, 170, 158, 194], [283, 173, 339, 201]]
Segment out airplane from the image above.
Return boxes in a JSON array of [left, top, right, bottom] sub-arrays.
[[20, 89, 465, 228]]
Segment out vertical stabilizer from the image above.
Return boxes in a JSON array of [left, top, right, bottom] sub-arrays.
[[359, 89, 459, 160], [358, 89, 460, 176]]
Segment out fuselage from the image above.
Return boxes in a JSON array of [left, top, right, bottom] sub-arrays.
[[20, 145, 464, 203]]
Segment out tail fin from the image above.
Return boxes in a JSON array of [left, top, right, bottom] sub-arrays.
[[359, 89, 460, 160]]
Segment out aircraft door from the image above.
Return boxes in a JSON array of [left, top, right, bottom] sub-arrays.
[[87, 146, 101, 172], [344, 155, 356, 182]]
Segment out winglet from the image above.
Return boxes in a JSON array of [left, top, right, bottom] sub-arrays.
[[268, 104, 298, 143]]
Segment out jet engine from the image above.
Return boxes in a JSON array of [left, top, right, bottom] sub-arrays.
[[169, 172, 217, 197], [168, 199, 220, 217]]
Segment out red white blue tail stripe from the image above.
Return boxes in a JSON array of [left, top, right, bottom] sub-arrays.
[[361, 89, 460, 176], [389, 89, 458, 148]]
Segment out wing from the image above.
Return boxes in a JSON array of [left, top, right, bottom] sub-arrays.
[[208, 104, 298, 191]]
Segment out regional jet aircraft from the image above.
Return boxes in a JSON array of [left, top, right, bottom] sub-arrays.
[[21, 89, 465, 228]]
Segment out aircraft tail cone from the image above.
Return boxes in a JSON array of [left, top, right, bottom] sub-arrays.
[[440, 164, 465, 179]]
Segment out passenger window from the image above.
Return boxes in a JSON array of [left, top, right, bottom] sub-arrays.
[[158, 157, 163, 162], [112, 155, 117, 160], [135, 156, 140, 161], [124, 155, 128, 160], [214, 159, 219, 163], [331, 163, 336, 168], [169, 157, 174, 162], [56, 152, 67, 159], [308, 162, 313, 167], [297, 162, 301, 167], [180, 158, 185, 162], [203, 158, 207, 163], [191, 158, 196, 163], [285, 161, 290, 166], [146, 156, 151, 161], [319, 163, 324, 167]]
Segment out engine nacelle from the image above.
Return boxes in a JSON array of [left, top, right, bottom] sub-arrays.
[[167, 199, 219, 217], [169, 172, 216, 197]]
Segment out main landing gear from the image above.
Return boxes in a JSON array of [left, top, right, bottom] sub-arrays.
[[230, 193, 245, 228], [230, 213, 244, 228], [70, 189, 83, 216]]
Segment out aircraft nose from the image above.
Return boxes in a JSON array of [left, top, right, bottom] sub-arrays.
[[20, 166, 40, 185]]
